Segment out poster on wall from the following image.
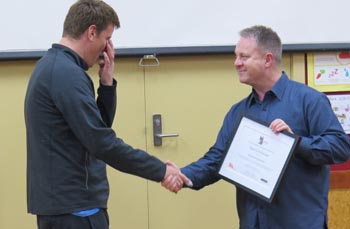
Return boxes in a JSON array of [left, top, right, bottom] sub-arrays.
[[307, 52, 350, 92], [326, 93, 350, 134], [327, 93, 350, 171]]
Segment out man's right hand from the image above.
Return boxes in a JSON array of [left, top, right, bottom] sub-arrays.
[[162, 161, 193, 193]]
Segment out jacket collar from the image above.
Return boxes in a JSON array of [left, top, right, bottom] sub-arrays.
[[52, 44, 89, 71]]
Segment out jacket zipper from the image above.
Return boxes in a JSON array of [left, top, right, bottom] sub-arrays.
[[85, 151, 89, 189]]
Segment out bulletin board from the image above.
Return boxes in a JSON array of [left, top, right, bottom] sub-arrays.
[[306, 52, 350, 92], [306, 52, 350, 188]]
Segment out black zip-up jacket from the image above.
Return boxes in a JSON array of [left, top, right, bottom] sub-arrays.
[[25, 44, 166, 215]]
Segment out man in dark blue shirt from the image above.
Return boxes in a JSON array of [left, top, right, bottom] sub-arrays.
[[162, 25, 350, 228]]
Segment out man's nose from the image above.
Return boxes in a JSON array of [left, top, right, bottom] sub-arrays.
[[234, 57, 241, 66]]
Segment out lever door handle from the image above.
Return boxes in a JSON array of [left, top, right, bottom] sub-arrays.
[[155, 133, 179, 138], [153, 114, 179, 146]]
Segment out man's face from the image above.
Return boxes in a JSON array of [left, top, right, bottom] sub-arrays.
[[234, 37, 266, 86], [87, 24, 114, 67]]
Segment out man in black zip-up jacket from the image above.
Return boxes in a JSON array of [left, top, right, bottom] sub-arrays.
[[24, 1, 190, 228]]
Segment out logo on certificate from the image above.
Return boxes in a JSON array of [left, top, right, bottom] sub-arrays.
[[259, 136, 264, 145]]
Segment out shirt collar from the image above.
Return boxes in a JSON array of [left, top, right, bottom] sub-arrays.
[[247, 72, 289, 107], [271, 71, 289, 101], [52, 43, 89, 71]]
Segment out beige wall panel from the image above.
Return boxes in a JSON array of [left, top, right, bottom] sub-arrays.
[[0, 52, 320, 229], [0, 60, 36, 228]]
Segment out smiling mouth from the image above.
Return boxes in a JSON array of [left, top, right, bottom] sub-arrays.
[[237, 69, 246, 73]]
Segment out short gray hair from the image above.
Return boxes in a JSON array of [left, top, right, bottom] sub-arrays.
[[239, 25, 282, 66]]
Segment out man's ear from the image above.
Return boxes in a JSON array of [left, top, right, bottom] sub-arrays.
[[264, 52, 274, 67], [87, 25, 97, 41]]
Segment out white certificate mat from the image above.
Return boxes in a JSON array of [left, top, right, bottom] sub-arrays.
[[218, 115, 299, 203]]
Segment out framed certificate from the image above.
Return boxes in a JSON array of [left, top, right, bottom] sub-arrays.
[[217, 114, 300, 203]]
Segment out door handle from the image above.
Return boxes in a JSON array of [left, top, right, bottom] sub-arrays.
[[153, 114, 179, 146], [139, 54, 160, 67]]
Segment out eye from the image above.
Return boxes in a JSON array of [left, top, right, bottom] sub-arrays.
[[235, 55, 248, 62], [241, 55, 249, 60]]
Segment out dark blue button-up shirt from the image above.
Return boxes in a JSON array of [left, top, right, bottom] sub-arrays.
[[182, 73, 350, 229]]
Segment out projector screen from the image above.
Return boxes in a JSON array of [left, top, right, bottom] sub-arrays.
[[1, 0, 349, 55]]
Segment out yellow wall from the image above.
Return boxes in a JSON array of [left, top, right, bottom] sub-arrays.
[[0, 53, 348, 228], [0, 60, 37, 228]]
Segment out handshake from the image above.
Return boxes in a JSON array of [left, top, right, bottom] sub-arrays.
[[162, 161, 193, 193]]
